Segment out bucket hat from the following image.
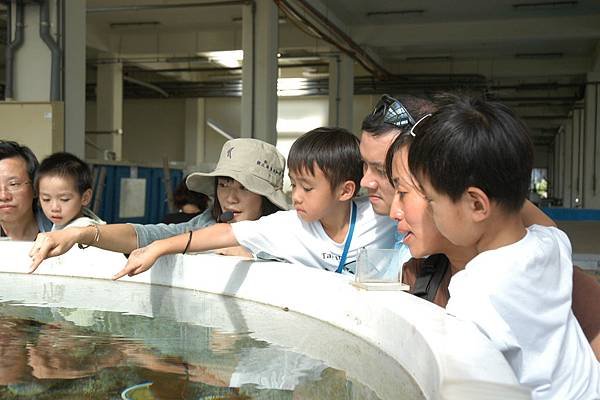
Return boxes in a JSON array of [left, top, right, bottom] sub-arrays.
[[186, 138, 289, 210]]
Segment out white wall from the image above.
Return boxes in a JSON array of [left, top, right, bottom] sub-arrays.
[[85, 95, 413, 167]]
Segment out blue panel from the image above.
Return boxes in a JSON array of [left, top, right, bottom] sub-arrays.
[[91, 164, 183, 224], [542, 208, 600, 221]]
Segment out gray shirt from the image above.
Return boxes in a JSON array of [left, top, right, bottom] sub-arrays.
[[131, 209, 215, 248]]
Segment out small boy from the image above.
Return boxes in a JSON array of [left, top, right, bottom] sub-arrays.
[[408, 96, 599, 399], [113, 127, 396, 279], [35, 152, 104, 230]]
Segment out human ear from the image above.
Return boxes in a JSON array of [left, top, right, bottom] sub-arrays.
[[81, 189, 93, 207], [337, 180, 356, 202], [465, 187, 490, 222]]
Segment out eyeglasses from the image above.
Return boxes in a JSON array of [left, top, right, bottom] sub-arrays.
[[409, 113, 432, 137], [371, 94, 415, 129], [0, 180, 31, 193]]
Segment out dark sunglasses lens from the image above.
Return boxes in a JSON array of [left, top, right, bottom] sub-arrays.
[[372, 96, 413, 129], [385, 103, 410, 127], [373, 102, 387, 117]]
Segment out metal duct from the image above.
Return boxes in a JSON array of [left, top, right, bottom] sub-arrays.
[[4, 0, 25, 100], [38, 0, 61, 101]]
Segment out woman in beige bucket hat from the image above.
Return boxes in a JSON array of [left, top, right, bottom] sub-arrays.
[[186, 138, 289, 223], [29, 139, 289, 270]]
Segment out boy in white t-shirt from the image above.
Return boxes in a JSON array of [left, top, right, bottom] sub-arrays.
[[35, 152, 104, 231], [408, 95, 599, 399], [113, 128, 396, 279]]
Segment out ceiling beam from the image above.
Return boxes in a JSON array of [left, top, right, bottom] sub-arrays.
[[351, 14, 600, 48]]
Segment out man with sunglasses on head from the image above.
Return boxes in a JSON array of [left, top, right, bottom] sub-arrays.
[[360, 94, 435, 217], [0, 141, 52, 240], [359, 95, 436, 278]]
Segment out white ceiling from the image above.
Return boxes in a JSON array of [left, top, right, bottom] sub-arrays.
[[4, 0, 600, 144]]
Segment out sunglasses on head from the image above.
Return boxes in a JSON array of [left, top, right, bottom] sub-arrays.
[[371, 94, 432, 137], [371, 94, 416, 129]]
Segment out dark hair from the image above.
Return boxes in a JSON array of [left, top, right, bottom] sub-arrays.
[[408, 95, 533, 213], [288, 127, 362, 195], [0, 140, 39, 182], [173, 177, 209, 213], [385, 132, 416, 187], [35, 152, 92, 195], [362, 95, 437, 136], [211, 176, 282, 221]]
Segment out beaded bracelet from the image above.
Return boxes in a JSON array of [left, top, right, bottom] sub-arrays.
[[78, 224, 101, 249], [182, 230, 193, 254]]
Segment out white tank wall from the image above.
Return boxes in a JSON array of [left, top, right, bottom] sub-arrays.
[[0, 241, 529, 400]]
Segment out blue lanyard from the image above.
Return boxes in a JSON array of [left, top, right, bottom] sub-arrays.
[[336, 201, 357, 274]]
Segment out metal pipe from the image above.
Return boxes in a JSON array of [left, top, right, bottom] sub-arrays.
[[206, 119, 236, 140], [87, 0, 251, 13], [5, 0, 25, 100], [39, 0, 62, 101], [124, 76, 169, 98], [276, 0, 391, 80]]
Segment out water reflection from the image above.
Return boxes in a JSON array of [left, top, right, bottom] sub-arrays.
[[0, 303, 381, 400], [0, 273, 422, 400]]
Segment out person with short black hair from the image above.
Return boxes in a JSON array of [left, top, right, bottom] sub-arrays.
[[384, 110, 600, 362], [162, 177, 210, 224], [109, 127, 396, 279], [35, 152, 104, 230], [359, 95, 436, 281], [408, 95, 599, 399], [0, 140, 51, 240]]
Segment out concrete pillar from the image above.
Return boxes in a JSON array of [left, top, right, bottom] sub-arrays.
[[328, 54, 354, 130], [552, 130, 561, 199], [571, 107, 584, 207], [13, 3, 52, 101], [94, 63, 123, 160], [184, 98, 206, 166], [563, 115, 573, 207], [241, 3, 254, 139], [63, 1, 86, 158], [557, 128, 565, 200], [571, 105, 584, 207], [241, 0, 278, 144], [584, 73, 600, 208]]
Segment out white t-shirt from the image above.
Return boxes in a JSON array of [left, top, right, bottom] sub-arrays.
[[231, 196, 396, 274], [446, 225, 599, 400], [52, 208, 105, 231]]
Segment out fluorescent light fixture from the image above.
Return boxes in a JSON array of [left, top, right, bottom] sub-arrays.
[[512, 1, 577, 9], [277, 78, 310, 97], [515, 52, 563, 59], [366, 9, 425, 17], [405, 56, 452, 62], [204, 50, 244, 68], [110, 21, 161, 29]]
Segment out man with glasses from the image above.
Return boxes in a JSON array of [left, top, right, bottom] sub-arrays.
[[0, 141, 51, 240]]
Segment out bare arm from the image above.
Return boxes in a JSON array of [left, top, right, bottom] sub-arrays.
[[29, 224, 139, 273], [520, 200, 556, 228], [112, 223, 238, 280]]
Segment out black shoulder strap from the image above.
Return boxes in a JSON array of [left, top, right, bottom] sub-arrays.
[[411, 254, 450, 302]]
